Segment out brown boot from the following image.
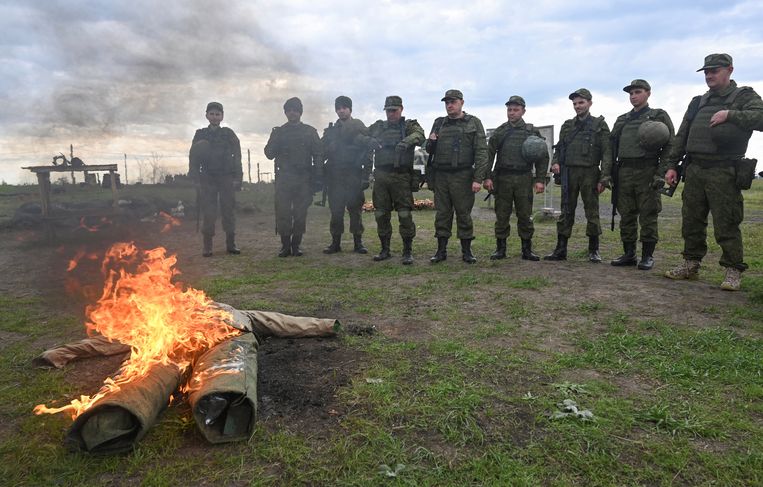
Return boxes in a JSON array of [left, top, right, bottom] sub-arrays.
[[720, 267, 741, 291], [665, 259, 700, 280]]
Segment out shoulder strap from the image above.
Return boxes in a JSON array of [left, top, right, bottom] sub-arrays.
[[686, 95, 703, 122], [725, 86, 747, 105], [525, 123, 534, 133]]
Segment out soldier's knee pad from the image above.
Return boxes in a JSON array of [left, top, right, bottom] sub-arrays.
[[397, 209, 412, 219], [374, 209, 390, 220]]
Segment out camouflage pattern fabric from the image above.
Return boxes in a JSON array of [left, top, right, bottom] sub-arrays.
[[372, 170, 415, 238], [493, 172, 535, 240], [615, 165, 662, 243], [433, 169, 476, 239], [556, 166, 601, 238], [200, 173, 237, 236]]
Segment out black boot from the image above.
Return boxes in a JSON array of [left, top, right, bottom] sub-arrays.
[[430, 237, 448, 263], [202, 234, 213, 257], [521, 239, 540, 261], [401, 237, 414, 265], [323, 234, 341, 254], [373, 235, 391, 261], [490, 238, 507, 260], [353, 234, 368, 254], [611, 241, 637, 266], [461, 238, 477, 264], [278, 234, 291, 258], [588, 235, 601, 263], [226, 233, 240, 254], [638, 241, 656, 270], [543, 235, 568, 261], [291, 234, 303, 257]]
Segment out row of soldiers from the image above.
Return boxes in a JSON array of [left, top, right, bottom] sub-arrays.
[[189, 53, 762, 291]]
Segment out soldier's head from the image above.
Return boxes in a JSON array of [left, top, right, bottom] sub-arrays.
[[698, 53, 733, 91], [205, 101, 224, 126], [441, 89, 464, 118], [505, 96, 526, 123], [568, 88, 592, 118], [335, 96, 353, 121], [384, 95, 403, 123], [284, 97, 303, 123], [623, 79, 651, 110]]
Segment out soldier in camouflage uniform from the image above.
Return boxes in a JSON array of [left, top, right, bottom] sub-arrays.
[[321, 96, 371, 254], [483, 96, 548, 261], [189, 101, 243, 257], [362, 96, 425, 265], [664, 53, 763, 291], [610, 80, 675, 270], [427, 89, 489, 264], [264, 97, 323, 257], [545, 88, 612, 263]]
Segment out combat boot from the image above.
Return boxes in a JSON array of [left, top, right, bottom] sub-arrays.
[[278, 235, 291, 258], [637, 242, 656, 270], [202, 234, 213, 257], [430, 237, 448, 263], [664, 259, 700, 280], [611, 241, 637, 266], [353, 234, 368, 254], [373, 235, 391, 261], [490, 238, 507, 260], [588, 235, 601, 263], [401, 237, 414, 266], [290, 234, 303, 257], [521, 239, 540, 261], [720, 267, 742, 291], [543, 235, 568, 261], [323, 234, 342, 254], [226, 233, 240, 254], [461, 238, 477, 264]]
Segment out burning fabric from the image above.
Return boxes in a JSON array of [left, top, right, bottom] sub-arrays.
[[33, 243, 338, 454]]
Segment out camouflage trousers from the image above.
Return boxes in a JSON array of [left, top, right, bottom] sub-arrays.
[[433, 168, 475, 240], [556, 166, 601, 238], [274, 172, 312, 237], [326, 166, 364, 237], [372, 169, 415, 239], [681, 163, 747, 271], [199, 173, 236, 236], [616, 164, 661, 243], [493, 171, 534, 240]]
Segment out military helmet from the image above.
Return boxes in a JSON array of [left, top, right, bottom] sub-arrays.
[[190, 139, 210, 163], [521, 135, 548, 163], [637, 120, 670, 151]]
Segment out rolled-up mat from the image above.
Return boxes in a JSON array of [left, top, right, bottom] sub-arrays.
[[33, 335, 131, 369], [187, 333, 258, 443], [64, 362, 182, 454]]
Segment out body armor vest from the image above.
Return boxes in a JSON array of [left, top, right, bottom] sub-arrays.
[[274, 123, 315, 172], [433, 115, 478, 169], [374, 119, 409, 168], [495, 124, 534, 170], [563, 116, 604, 167], [686, 87, 752, 157], [197, 128, 237, 174]]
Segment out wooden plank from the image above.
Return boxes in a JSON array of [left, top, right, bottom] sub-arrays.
[[21, 164, 119, 173]]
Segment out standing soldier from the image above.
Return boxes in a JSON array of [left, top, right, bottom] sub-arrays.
[[188, 101, 243, 257], [363, 96, 425, 265], [663, 53, 763, 290], [427, 89, 489, 264], [610, 80, 674, 270], [321, 96, 371, 254], [545, 89, 612, 262], [483, 96, 549, 261], [264, 97, 323, 257]]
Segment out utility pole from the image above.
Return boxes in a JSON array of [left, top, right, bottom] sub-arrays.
[[257, 163, 261, 183], [70, 144, 76, 184], [247, 149, 252, 183], [124, 153, 128, 185]]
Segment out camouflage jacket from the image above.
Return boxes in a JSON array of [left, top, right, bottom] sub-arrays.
[[264, 121, 323, 178], [364, 118, 425, 169], [553, 114, 612, 181], [189, 125, 242, 179], [426, 113, 489, 182], [488, 118, 549, 184]]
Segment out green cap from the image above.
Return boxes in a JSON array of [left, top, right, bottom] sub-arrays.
[[206, 101, 223, 112], [441, 89, 463, 101], [283, 97, 303, 113], [568, 88, 592, 101], [505, 95, 526, 107], [697, 53, 733, 72], [383, 95, 403, 109], [335, 95, 352, 110], [623, 79, 651, 93]]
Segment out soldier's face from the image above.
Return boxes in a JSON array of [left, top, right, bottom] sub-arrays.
[[629, 89, 650, 109], [285, 108, 301, 123], [444, 98, 464, 117], [571, 97, 592, 117], [704, 66, 733, 90], [335, 106, 352, 121], [506, 104, 525, 123], [206, 110, 224, 126], [385, 107, 402, 123]]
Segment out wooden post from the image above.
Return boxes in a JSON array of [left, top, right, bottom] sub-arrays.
[[247, 149, 252, 183], [124, 153, 128, 185], [109, 170, 118, 207], [70, 144, 75, 184], [257, 163, 261, 183]]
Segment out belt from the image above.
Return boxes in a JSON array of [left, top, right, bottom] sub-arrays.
[[618, 158, 658, 167], [495, 167, 530, 175], [375, 166, 411, 174]]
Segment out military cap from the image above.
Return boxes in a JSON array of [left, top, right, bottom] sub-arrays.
[[623, 79, 651, 93], [441, 89, 464, 101], [335, 95, 352, 110], [505, 95, 526, 107], [283, 97, 303, 113], [206, 101, 224, 112], [383, 95, 403, 109], [697, 53, 733, 72], [568, 88, 592, 101]]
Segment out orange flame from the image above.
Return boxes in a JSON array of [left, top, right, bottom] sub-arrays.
[[34, 242, 239, 419], [158, 211, 181, 233]]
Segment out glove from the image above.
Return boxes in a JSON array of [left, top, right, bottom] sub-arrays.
[[395, 141, 409, 153], [651, 176, 666, 190], [553, 172, 561, 185]]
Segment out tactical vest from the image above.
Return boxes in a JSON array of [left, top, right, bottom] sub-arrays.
[[563, 116, 605, 167], [495, 123, 535, 170], [327, 119, 365, 167], [196, 127, 238, 175], [617, 108, 662, 159], [373, 118, 411, 168], [274, 123, 316, 172], [433, 115, 480, 169], [686, 87, 752, 156]]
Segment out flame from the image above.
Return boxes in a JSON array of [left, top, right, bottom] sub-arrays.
[[158, 211, 181, 233], [34, 242, 239, 419], [78, 216, 112, 233]]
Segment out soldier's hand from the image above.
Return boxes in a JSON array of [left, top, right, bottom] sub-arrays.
[[483, 179, 494, 192], [709, 110, 730, 127], [534, 182, 545, 194], [550, 163, 560, 175], [596, 182, 605, 194], [395, 141, 409, 153], [665, 169, 678, 186], [471, 182, 481, 193], [599, 177, 612, 190], [428, 132, 438, 141], [651, 176, 666, 190], [367, 137, 382, 150]]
